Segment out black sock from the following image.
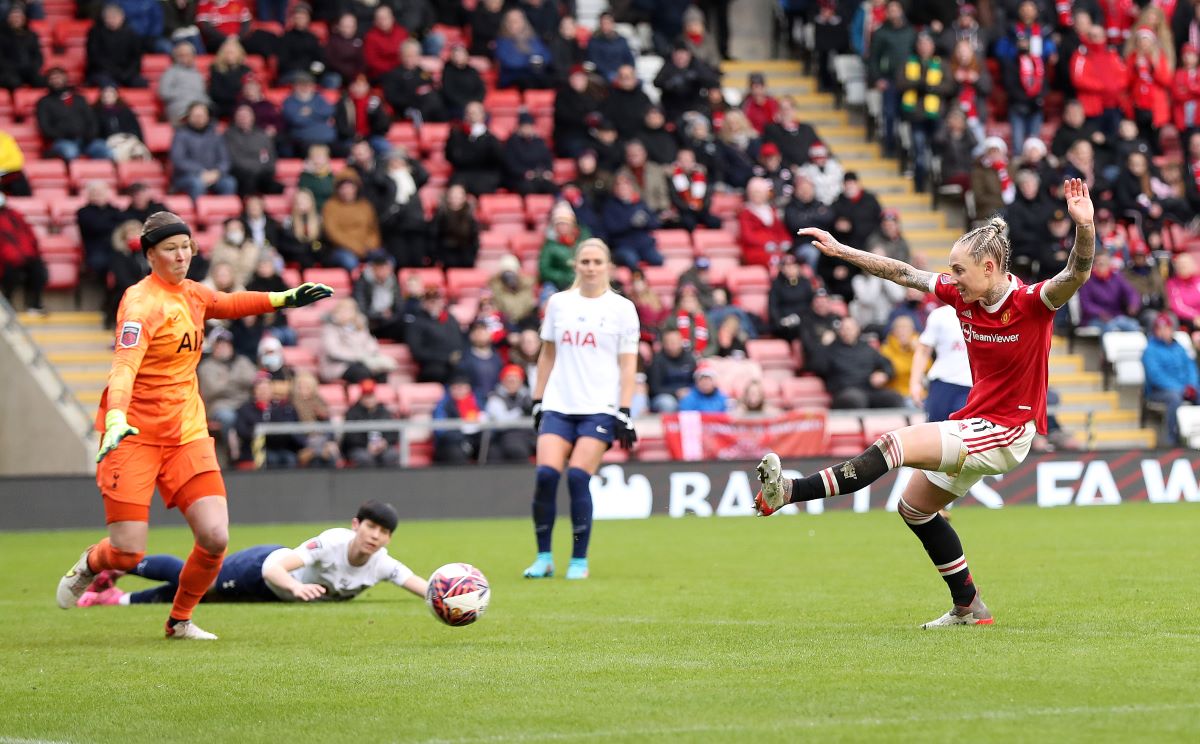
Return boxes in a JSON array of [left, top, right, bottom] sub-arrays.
[[898, 499, 977, 607], [166, 616, 185, 628], [790, 433, 903, 502]]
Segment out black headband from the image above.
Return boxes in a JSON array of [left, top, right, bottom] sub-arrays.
[[140, 222, 192, 251]]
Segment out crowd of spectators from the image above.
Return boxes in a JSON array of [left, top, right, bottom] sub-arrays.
[[6, 0, 1200, 463]]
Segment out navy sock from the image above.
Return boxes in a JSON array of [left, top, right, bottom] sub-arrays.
[[533, 465, 561, 553], [128, 554, 185, 604], [132, 554, 186, 582], [566, 467, 593, 560], [129, 584, 179, 604]]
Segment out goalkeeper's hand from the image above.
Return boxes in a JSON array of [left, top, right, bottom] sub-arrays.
[[614, 407, 637, 450], [97, 410, 139, 463], [531, 400, 543, 434], [269, 282, 335, 309]]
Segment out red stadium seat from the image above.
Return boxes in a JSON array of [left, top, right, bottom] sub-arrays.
[[141, 54, 171, 85], [448, 295, 479, 326], [38, 233, 81, 261], [483, 89, 521, 116], [45, 258, 80, 290], [735, 290, 768, 318], [780, 376, 829, 407], [522, 89, 556, 117], [828, 416, 865, 456], [524, 193, 554, 226], [141, 122, 173, 154], [398, 267, 446, 293], [445, 267, 490, 299], [51, 195, 88, 226], [281, 345, 318, 371], [116, 159, 168, 191], [652, 229, 691, 250], [0, 88, 12, 120], [68, 159, 116, 192], [418, 122, 450, 156], [478, 193, 524, 227], [303, 267, 353, 294], [119, 88, 159, 118], [509, 231, 543, 259], [726, 265, 771, 293], [387, 121, 418, 152], [397, 382, 445, 416], [862, 414, 909, 442], [692, 229, 738, 255], [196, 195, 244, 228], [490, 116, 516, 142], [6, 196, 52, 228], [552, 158, 577, 183], [746, 339, 794, 373], [163, 195, 196, 224], [263, 194, 291, 220], [709, 193, 744, 220], [24, 159, 68, 191]]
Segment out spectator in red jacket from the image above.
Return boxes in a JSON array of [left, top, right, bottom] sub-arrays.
[[1070, 25, 1129, 137], [1125, 27, 1173, 149], [738, 177, 791, 268], [195, 0, 251, 50], [0, 193, 48, 313], [363, 5, 408, 82], [1172, 43, 1200, 132], [740, 72, 779, 134]]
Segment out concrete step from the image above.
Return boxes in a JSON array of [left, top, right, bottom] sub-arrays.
[[59, 369, 111, 384], [825, 141, 883, 158], [1090, 428, 1157, 449], [27, 328, 113, 347], [1048, 354, 1085, 374], [890, 212, 947, 229], [75, 390, 103, 407], [18, 311, 104, 327], [1049, 370, 1104, 393], [1057, 390, 1119, 411], [47, 350, 113, 365], [1057, 409, 1138, 430], [721, 60, 803, 74], [903, 228, 962, 244], [880, 193, 936, 209]]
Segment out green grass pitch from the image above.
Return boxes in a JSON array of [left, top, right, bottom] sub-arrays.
[[2, 503, 1199, 743]]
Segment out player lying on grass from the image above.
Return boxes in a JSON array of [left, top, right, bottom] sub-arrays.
[[76, 501, 428, 606], [755, 179, 1095, 628]]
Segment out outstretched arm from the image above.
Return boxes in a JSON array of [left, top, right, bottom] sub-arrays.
[[796, 227, 936, 292], [1042, 178, 1095, 309], [205, 282, 335, 320]]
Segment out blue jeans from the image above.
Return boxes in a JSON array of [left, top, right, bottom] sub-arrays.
[[1147, 388, 1185, 446], [1009, 111, 1043, 153], [328, 248, 360, 271], [652, 393, 680, 413], [256, 0, 288, 23], [48, 139, 111, 162], [173, 173, 237, 201], [881, 82, 900, 153], [909, 119, 938, 191], [1088, 316, 1141, 334]]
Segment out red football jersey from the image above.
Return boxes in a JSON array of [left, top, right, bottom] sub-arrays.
[[932, 273, 1057, 434]]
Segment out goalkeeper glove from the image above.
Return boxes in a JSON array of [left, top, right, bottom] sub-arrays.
[[614, 407, 637, 450], [269, 282, 335, 309], [97, 410, 139, 463], [531, 400, 543, 433]]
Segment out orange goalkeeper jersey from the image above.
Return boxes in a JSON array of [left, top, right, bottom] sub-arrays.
[[94, 273, 275, 445]]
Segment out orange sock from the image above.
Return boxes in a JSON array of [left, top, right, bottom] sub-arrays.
[[86, 538, 144, 573], [169, 545, 225, 623]]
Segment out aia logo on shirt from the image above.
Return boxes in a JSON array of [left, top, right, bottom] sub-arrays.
[[561, 330, 597, 347]]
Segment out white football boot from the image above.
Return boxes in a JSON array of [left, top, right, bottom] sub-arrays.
[[754, 453, 792, 516], [165, 620, 219, 640], [921, 594, 994, 629], [56, 549, 96, 609]]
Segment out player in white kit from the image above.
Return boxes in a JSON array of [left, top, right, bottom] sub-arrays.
[[756, 179, 1096, 627], [525, 239, 640, 580], [910, 303, 973, 423], [75, 501, 429, 606]]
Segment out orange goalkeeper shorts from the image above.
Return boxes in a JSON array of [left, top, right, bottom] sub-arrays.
[[97, 437, 226, 523]]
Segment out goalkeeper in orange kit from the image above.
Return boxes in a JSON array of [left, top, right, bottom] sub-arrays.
[[55, 211, 334, 640]]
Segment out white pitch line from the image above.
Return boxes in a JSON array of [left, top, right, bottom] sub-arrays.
[[416, 701, 1200, 743]]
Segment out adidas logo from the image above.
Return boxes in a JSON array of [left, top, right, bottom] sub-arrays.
[[962, 310, 973, 318]]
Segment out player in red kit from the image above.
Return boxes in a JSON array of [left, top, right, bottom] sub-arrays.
[[756, 179, 1096, 628]]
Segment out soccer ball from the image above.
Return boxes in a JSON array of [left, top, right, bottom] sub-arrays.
[[425, 563, 490, 627]]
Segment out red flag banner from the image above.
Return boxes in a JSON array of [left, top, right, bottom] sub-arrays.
[[662, 411, 829, 461]]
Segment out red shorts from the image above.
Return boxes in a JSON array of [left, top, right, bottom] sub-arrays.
[[96, 437, 226, 523]]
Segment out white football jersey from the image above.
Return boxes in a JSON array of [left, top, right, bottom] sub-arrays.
[[919, 304, 973, 387], [263, 527, 414, 601], [540, 288, 640, 415]]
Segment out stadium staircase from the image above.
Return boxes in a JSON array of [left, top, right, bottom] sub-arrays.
[[19, 310, 111, 410], [738, 58, 1156, 449]]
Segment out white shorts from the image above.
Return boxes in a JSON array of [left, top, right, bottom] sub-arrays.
[[924, 418, 1037, 498]]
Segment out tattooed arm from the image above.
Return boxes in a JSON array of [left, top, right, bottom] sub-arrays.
[[796, 227, 936, 292], [1042, 178, 1096, 309]]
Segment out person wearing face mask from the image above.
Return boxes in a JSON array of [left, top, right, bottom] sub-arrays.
[[256, 334, 292, 379], [488, 253, 537, 326], [210, 218, 259, 287]]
